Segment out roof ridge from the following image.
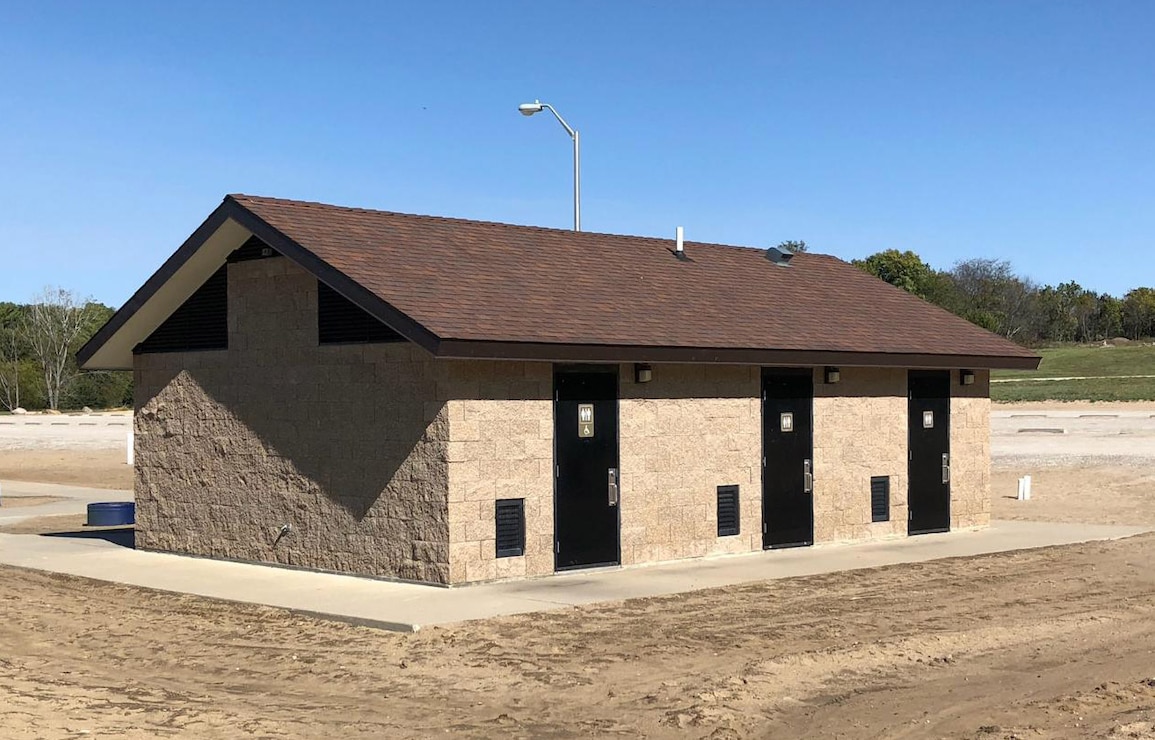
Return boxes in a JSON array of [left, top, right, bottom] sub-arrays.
[[226, 193, 818, 258]]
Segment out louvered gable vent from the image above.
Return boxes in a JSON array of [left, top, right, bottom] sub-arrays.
[[317, 281, 406, 345], [135, 267, 227, 354]]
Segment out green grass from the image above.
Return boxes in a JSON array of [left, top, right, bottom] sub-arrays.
[[992, 376, 1155, 403], [991, 342, 1155, 402], [995, 343, 1155, 379]]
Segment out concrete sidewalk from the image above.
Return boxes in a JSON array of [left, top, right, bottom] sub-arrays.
[[0, 519, 1147, 632], [0, 480, 133, 525]]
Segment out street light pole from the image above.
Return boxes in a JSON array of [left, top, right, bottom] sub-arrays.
[[518, 100, 581, 231], [571, 128, 580, 232]]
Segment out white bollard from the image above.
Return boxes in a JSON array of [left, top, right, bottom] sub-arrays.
[[126, 429, 135, 466], [1017, 475, 1032, 501]]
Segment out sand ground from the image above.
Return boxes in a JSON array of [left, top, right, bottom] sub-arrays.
[[0, 449, 134, 490], [1, 405, 1154, 738]]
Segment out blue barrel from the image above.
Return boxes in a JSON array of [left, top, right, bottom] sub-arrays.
[[87, 502, 135, 527]]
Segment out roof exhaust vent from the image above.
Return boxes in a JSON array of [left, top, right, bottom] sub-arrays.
[[766, 246, 794, 266], [675, 226, 684, 255]]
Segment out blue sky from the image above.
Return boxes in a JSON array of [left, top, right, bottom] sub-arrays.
[[1, 1, 1152, 306]]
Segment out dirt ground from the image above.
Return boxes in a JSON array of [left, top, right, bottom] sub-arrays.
[[0, 449, 133, 489], [2, 409, 1154, 738], [993, 466, 1155, 526], [2, 532, 1154, 738], [0, 513, 86, 534]]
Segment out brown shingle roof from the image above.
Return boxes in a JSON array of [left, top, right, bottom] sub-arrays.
[[228, 194, 1038, 367]]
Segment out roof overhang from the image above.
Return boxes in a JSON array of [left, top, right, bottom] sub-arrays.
[[435, 340, 1042, 370], [78, 198, 442, 370], [79, 195, 1042, 373], [78, 204, 248, 370]]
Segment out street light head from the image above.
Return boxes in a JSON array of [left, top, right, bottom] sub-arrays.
[[514, 98, 580, 231]]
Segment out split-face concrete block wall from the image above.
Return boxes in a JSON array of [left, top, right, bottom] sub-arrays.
[[449, 363, 991, 581], [135, 257, 452, 583], [443, 362, 765, 582], [444, 361, 554, 583], [618, 365, 763, 564], [951, 371, 992, 530], [134, 256, 994, 585], [812, 367, 909, 542]]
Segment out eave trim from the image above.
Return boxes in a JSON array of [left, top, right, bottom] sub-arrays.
[[434, 339, 1042, 370], [77, 203, 233, 368]]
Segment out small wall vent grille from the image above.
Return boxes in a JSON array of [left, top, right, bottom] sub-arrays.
[[717, 485, 740, 537], [871, 476, 890, 522], [495, 499, 525, 558]]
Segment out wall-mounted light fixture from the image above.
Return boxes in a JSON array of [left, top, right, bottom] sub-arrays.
[[634, 363, 653, 384], [824, 366, 841, 384], [960, 369, 975, 386]]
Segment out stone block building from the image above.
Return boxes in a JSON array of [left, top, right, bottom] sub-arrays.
[[79, 195, 1039, 585]]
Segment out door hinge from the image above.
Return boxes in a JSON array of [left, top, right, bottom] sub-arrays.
[[762, 456, 766, 467], [556, 464, 560, 478], [762, 522, 767, 534], [909, 509, 913, 521], [555, 541, 560, 554]]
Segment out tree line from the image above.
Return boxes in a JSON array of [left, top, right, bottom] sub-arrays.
[[3, 248, 1149, 413], [850, 250, 1155, 345], [0, 289, 131, 411]]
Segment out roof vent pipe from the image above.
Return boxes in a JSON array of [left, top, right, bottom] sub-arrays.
[[675, 226, 684, 255]]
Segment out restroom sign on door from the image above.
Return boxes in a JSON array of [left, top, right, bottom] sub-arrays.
[[578, 404, 595, 438]]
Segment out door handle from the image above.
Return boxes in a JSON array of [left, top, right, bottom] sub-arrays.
[[942, 453, 951, 484], [803, 459, 813, 493], [608, 468, 619, 507]]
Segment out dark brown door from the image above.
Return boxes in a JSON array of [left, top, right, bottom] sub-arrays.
[[554, 367, 620, 569], [908, 371, 951, 534], [762, 370, 814, 548]]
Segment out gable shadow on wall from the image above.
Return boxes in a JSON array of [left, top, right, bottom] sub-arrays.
[[134, 356, 446, 524], [133, 255, 449, 526]]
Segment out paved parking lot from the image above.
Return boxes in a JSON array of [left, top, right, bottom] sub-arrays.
[[992, 406, 1155, 466], [0, 413, 131, 451]]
